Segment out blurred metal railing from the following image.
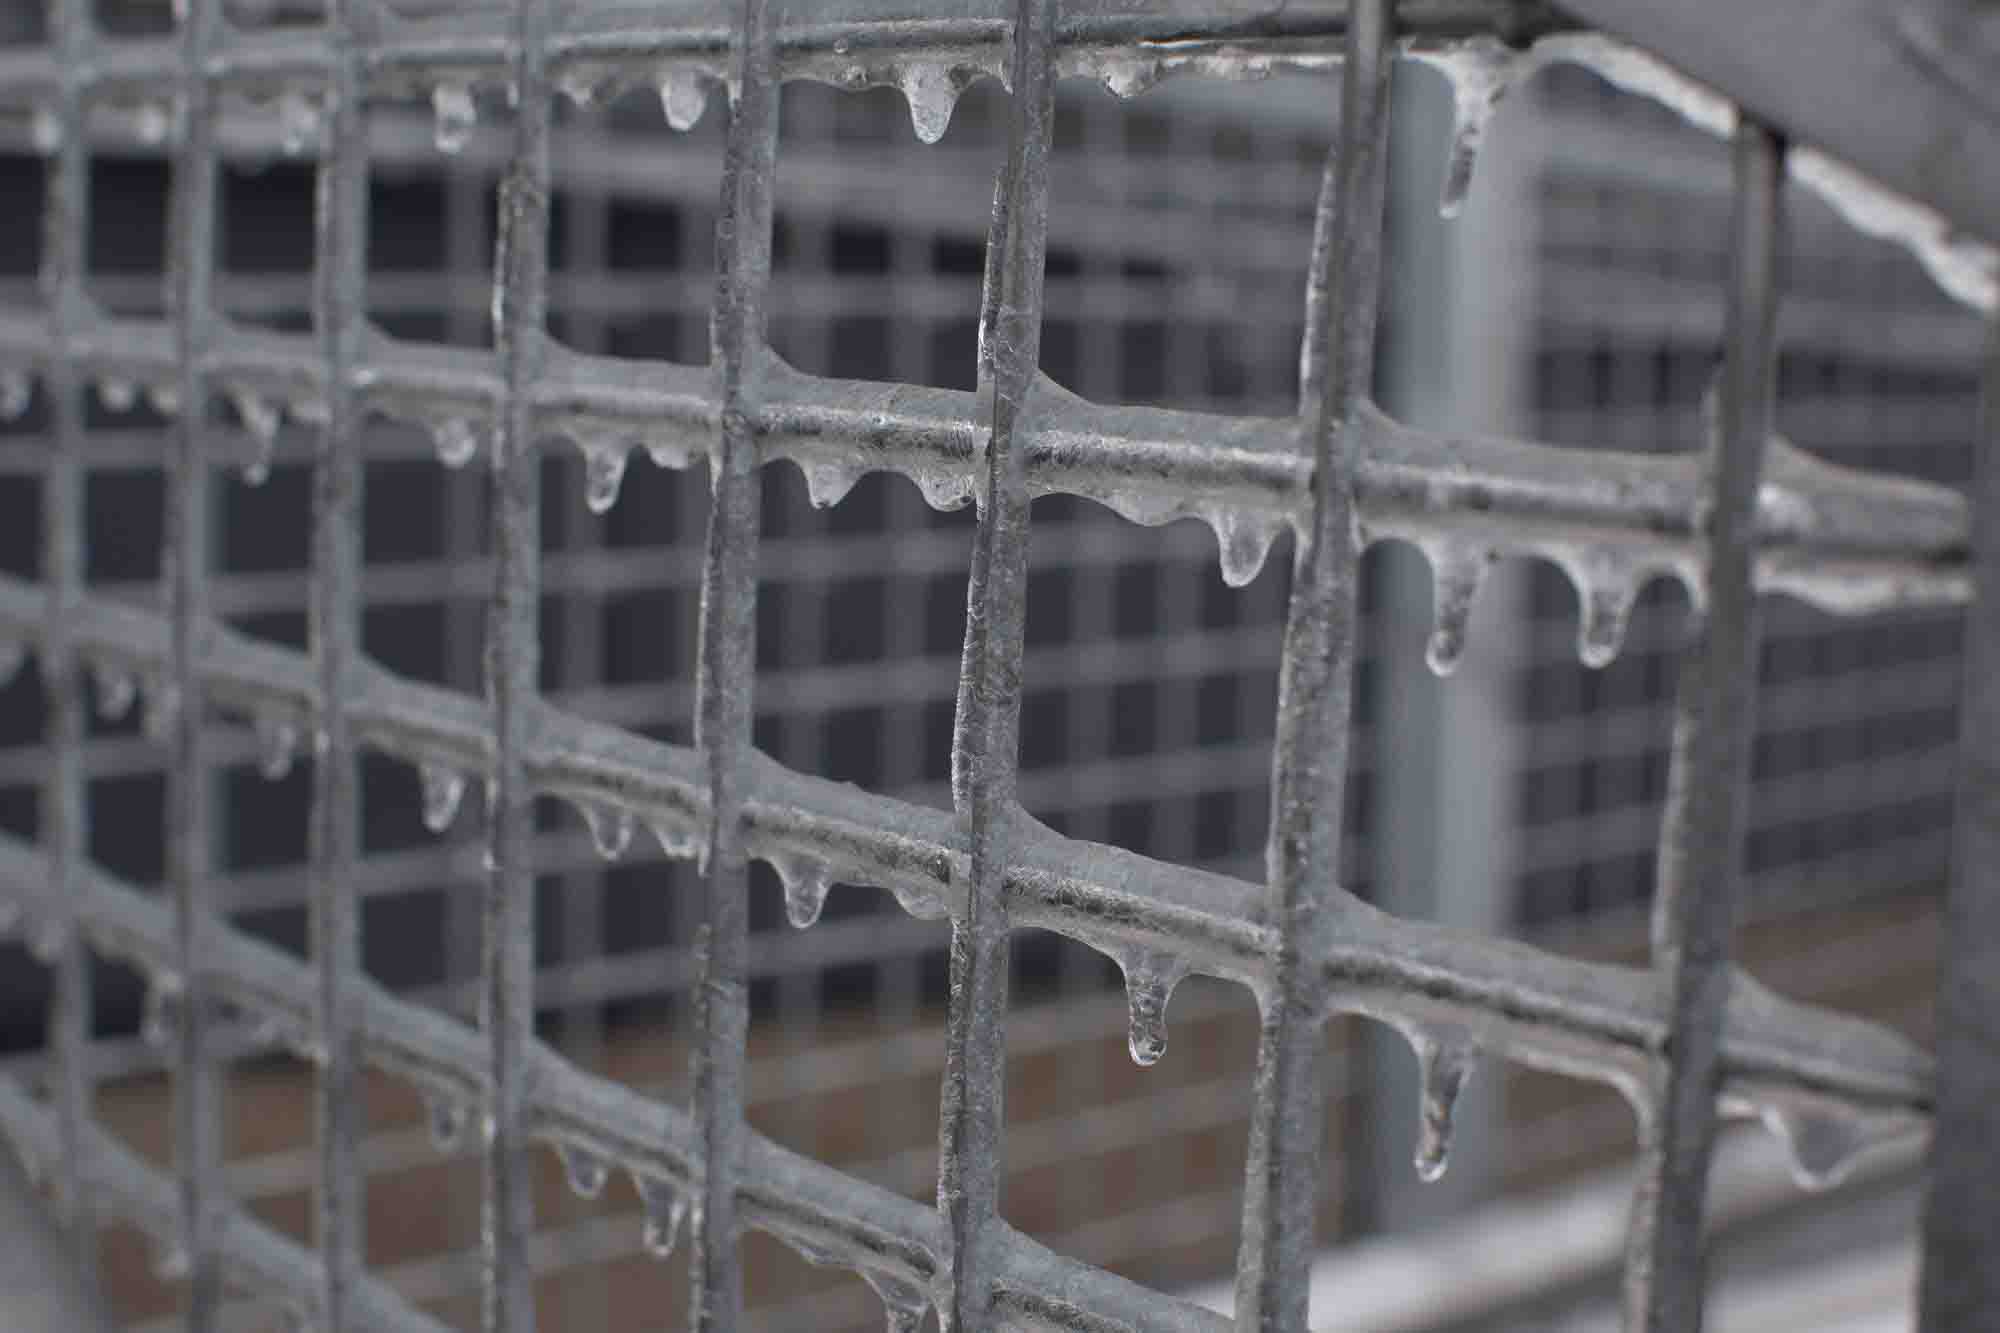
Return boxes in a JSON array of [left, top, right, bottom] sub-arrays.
[[0, 1, 1993, 1331]]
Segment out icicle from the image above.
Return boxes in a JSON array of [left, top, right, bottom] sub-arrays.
[[887, 880, 950, 921], [152, 1237, 193, 1281], [141, 982, 182, 1050], [424, 1089, 468, 1152], [559, 1143, 609, 1198], [1116, 949, 1188, 1067], [30, 107, 60, 156], [636, 1174, 689, 1258], [27, 914, 67, 964], [431, 81, 476, 154], [255, 712, 297, 781], [277, 90, 320, 156], [133, 100, 171, 146], [861, 1272, 931, 1333], [146, 382, 181, 417], [1412, 1032, 1477, 1182], [914, 467, 973, 512], [580, 437, 630, 515], [900, 63, 959, 144], [579, 801, 633, 861], [1756, 1097, 1903, 1191], [648, 815, 702, 862], [1099, 56, 1162, 99], [1573, 554, 1642, 669], [1206, 507, 1281, 589], [419, 764, 467, 834], [1430, 40, 1520, 219], [769, 851, 835, 929], [0, 368, 32, 421], [142, 679, 180, 744], [658, 68, 710, 132], [799, 459, 861, 509], [1425, 543, 1493, 676], [97, 377, 137, 413], [233, 387, 281, 486], [288, 393, 329, 427], [556, 68, 601, 109], [0, 636, 27, 689], [431, 415, 480, 468], [645, 436, 698, 472], [93, 662, 138, 720]]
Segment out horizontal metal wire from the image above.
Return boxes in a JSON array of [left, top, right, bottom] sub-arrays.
[[0, 574, 1934, 1118], [0, 311, 1969, 617], [0, 1076, 450, 1333], [0, 827, 1229, 1333]]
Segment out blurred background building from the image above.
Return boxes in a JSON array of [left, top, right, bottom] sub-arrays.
[[0, 1, 1977, 1327]]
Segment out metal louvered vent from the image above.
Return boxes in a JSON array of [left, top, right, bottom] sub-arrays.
[[0, 1, 1993, 1331]]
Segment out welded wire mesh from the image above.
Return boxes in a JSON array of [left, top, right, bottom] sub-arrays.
[[0, 1, 1991, 1332]]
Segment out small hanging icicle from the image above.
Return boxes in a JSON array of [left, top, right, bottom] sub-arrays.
[[900, 62, 959, 144], [0, 636, 27, 690], [657, 68, 710, 132], [151, 1236, 193, 1282], [132, 100, 172, 146], [142, 678, 180, 744], [1117, 949, 1189, 1068], [1425, 543, 1493, 676], [424, 1089, 468, 1152], [799, 459, 861, 510], [580, 438, 631, 515], [914, 467, 973, 512], [636, 1174, 689, 1258], [27, 914, 67, 964], [770, 852, 835, 929], [1574, 555, 1642, 669], [234, 387, 286, 478], [277, 89, 321, 156], [419, 764, 467, 834], [30, 108, 61, 156], [1757, 1098, 1898, 1192], [1099, 56, 1162, 99], [431, 415, 480, 469], [559, 1143, 609, 1198], [0, 368, 32, 421], [887, 879, 949, 921], [861, 1272, 931, 1333], [556, 68, 601, 109], [1207, 507, 1282, 589], [648, 816, 701, 862], [1412, 1031, 1477, 1183], [93, 661, 138, 721], [579, 801, 634, 861], [146, 381, 181, 418], [1429, 40, 1522, 219], [98, 377, 137, 413], [431, 81, 476, 154], [141, 982, 183, 1050], [255, 712, 298, 781]]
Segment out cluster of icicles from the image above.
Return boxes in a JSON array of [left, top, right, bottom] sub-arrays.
[[0, 622, 1913, 1207]]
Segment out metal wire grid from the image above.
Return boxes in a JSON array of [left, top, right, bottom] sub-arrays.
[[0, 0, 1989, 1331]]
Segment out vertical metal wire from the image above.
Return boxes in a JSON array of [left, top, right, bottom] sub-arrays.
[[691, 0, 779, 1325], [938, 1, 1054, 1327], [312, 0, 370, 1325], [41, 0, 96, 1296], [1916, 318, 2000, 1331], [486, 0, 553, 1326], [1625, 118, 1785, 1333], [169, 0, 225, 1322], [1234, 3, 1391, 1328]]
